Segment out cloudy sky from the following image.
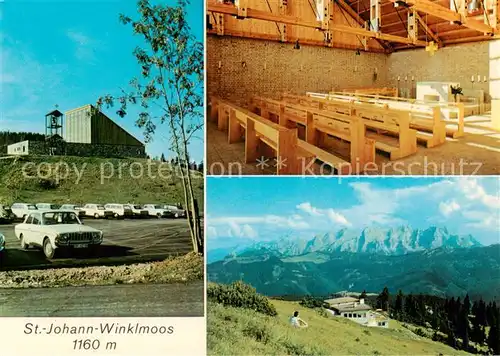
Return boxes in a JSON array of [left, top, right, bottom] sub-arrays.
[[207, 177, 500, 247], [0, 0, 204, 162]]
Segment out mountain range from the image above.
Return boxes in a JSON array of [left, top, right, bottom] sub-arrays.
[[207, 226, 499, 301], [208, 226, 482, 263]]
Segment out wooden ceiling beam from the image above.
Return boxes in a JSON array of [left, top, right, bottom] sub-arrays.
[[334, 0, 393, 51], [388, 0, 497, 34], [443, 35, 499, 44], [207, 2, 428, 46], [414, 11, 442, 44]]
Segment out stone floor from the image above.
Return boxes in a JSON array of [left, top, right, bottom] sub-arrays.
[[206, 113, 500, 176]]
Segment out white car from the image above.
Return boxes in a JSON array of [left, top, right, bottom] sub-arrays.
[[10, 203, 38, 220], [143, 204, 171, 218], [60, 204, 85, 218], [0, 232, 5, 263], [124, 204, 149, 218], [104, 204, 133, 219], [82, 204, 114, 219], [0, 205, 14, 223], [36, 203, 61, 211], [14, 210, 103, 259], [163, 204, 186, 218]]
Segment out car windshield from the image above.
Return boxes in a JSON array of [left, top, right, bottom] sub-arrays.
[[43, 212, 80, 225], [154, 205, 162, 209], [97, 206, 105, 210], [27, 205, 37, 210], [134, 205, 142, 209]]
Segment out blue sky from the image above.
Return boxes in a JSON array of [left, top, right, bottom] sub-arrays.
[[0, 0, 204, 162], [207, 177, 500, 247]]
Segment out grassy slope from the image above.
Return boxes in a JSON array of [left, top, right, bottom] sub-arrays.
[[0, 155, 203, 209], [208, 300, 470, 355]]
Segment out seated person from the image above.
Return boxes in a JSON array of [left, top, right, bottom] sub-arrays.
[[290, 311, 308, 328]]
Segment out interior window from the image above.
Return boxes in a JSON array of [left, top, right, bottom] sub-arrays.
[[32, 215, 41, 225]]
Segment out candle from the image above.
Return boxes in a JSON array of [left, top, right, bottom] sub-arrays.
[[397, 76, 400, 81], [477, 75, 481, 82], [411, 76, 415, 81], [483, 76, 487, 82], [404, 76, 408, 81], [471, 75, 475, 82]]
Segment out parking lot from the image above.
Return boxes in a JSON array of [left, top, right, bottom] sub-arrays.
[[0, 218, 195, 270]]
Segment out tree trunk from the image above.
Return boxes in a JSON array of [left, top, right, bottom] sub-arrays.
[[168, 117, 202, 254], [181, 148, 203, 254]]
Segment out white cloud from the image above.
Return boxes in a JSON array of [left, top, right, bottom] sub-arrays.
[[295, 202, 351, 226], [208, 214, 311, 239], [326, 210, 351, 226], [207, 226, 217, 238], [296, 202, 322, 216], [463, 210, 499, 231], [66, 30, 103, 62], [458, 178, 500, 209], [225, 222, 258, 239], [439, 200, 460, 217]]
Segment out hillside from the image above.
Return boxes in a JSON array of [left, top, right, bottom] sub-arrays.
[[0, 155, 203, 209], [208, 245, 500, 301], [208, 300, 470, 355]]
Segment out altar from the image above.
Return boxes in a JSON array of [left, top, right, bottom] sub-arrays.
[[416, 81, 460, 103]]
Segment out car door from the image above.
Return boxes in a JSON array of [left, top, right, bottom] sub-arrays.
[[28, 213, 42, 246], [19, 214, 34, 244]]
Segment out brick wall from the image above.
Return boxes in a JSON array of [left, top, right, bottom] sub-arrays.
[[387, 41, 491, 102], [208, 36, 492, 103], [207, 35, 389, 103]]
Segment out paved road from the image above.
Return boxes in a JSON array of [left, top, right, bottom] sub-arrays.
[[0, 218, 196, 270], [0, 281, 204, 317]]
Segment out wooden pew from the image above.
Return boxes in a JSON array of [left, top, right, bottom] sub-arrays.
[[211, 96, 358, 175], [340, 87, 399, 97], [320, 92, 446, 148], [282, 93, 417, 160], [250, 96, 376, 170], [330, 91, 465, 139]]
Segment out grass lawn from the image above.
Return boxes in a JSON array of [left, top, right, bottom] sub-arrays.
[[0, 155, 203, 208], [208, 300, 471, 355]]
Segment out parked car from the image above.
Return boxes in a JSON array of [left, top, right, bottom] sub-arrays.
[[0, 205, 14, 223], [60, 204, 85, 218], [10, 203, 38, 220], [82, 204, 114, 219], [124, 204, 149, 218], [14, 210, 103, 259], [162, 204, 186, 218], [36, 203, 61, 211], [0, 232, 5, 263], [104, 204, 133, 219], [143, 204, 172, 218]]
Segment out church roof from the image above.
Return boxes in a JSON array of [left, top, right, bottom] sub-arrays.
[[46, 109, 63, 117]]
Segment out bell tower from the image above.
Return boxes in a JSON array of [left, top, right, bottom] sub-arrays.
[[45, 106, 63, 137]]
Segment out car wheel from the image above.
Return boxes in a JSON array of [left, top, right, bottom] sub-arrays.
[[43, 238, 55, 259], [157, 213, 162, 219], [20, 234, 28, 250], [94, 213, 99, 219]]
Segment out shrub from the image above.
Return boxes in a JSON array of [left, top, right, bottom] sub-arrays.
[[207, 281, 278, 316], [242, 322, 272, 343], [300, 295, 326, 309], [414, 328, 426, 337]]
